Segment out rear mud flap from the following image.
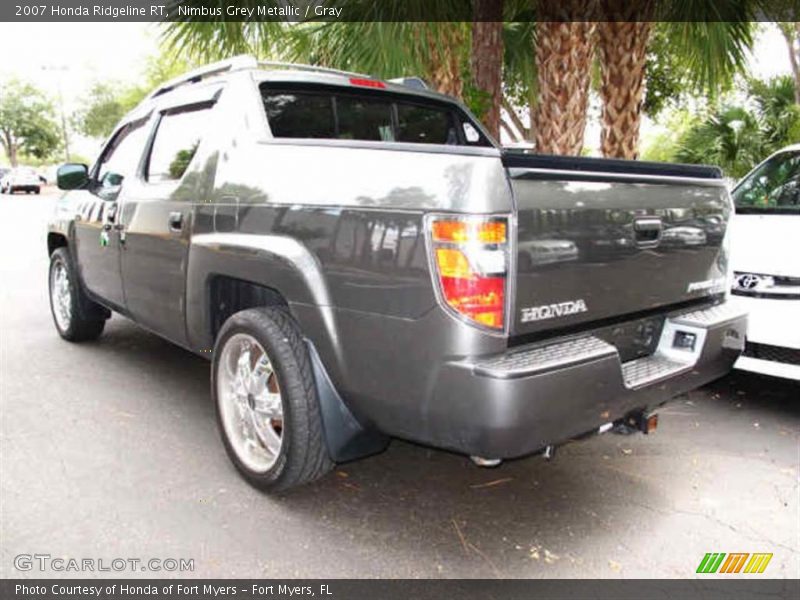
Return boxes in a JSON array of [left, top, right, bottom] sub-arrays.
[[305, 340, 389, 463]]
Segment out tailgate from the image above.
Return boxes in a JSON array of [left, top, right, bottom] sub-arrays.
[[504, 152, 731, 336]]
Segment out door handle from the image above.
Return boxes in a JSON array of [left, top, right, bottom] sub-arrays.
[[633, 217, 662, 248], [168, 211, 184, 233]]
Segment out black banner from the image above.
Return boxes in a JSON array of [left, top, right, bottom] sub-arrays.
[[2, 0, 799, 23], [3, 579, 800, 600]]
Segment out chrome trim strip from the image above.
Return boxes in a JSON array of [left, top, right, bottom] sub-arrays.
[[472, 336, 616, 379]]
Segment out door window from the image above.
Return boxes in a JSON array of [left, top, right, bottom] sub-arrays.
[[95, 118, 149, 200], [146, 106, 212, 183]]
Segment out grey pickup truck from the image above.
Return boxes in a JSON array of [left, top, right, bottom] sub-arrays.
[[48, 56, 747, 491]]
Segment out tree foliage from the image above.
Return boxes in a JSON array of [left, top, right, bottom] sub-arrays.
[[670, 75, 800, 178], [72, 83, 130, 139], [748, 75, 800, 153], [72, 55, 198, 140], [0, 79, 61, 166], [158, 8, 763, 156], [675, 106, 764, 178]]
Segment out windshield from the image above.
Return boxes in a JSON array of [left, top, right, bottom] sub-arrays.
[[732, 150, 800, 214]]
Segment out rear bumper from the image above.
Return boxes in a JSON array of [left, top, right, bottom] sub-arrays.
[[729, 295, 800, 380], [425, 302, 747, 458]]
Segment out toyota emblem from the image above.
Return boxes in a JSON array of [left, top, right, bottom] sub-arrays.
[[736, 273, 761, 290]]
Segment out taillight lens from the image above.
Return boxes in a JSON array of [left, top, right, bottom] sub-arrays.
[[428, 216, 508, 331]]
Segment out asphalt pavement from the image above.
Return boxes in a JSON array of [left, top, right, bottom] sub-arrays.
[[1, 189, 798, 578]]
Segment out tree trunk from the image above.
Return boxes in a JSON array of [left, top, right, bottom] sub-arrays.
[[471, 0, 504, 140], [533, 19, 596, 155], [779, 22, 800, 105], [596, 21, 653, 158], [425, 24, 465, 99], [2, 131, 18, 167]]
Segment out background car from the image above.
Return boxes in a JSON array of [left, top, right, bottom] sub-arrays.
[[0, 167, 42, 194], [661, 225, 708, 247], [730, 143, 800, 380]]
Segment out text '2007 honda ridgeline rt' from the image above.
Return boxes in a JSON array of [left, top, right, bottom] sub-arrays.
[[48, 57, 747, 491]]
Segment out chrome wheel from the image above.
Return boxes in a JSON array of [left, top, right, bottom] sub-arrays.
[[217, 333, 284, 473], [51, 261, 72, 332]]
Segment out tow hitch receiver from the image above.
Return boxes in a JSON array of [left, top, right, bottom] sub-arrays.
[[628, 411, 659, 434]]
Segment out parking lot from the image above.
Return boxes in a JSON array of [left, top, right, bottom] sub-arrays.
[[1, 188, 798, 578]]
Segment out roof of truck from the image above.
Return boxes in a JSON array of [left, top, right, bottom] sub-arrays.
[[148, 54, 457, 106]]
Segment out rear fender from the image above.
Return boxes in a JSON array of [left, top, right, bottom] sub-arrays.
[[187, 233, 343, 373]]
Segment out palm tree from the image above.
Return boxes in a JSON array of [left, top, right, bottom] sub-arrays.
[[596, 21, 653, 159], [163, 2, 473, 98], [595, 0, 756, 159], [500, 19, 537, 141], [776, 22, 800, 104], [533, 19, 596, 155], [675, 106, 764, 178], [162, 3, 759, 160], [470, 0, 504, 139], [748, 75, 800, 152], [594, 0, 655, 159]]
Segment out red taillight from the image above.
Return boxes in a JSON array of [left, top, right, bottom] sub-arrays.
[[349, 77, 386, 89], [429, 217, 508, 331], [440, 275, 505, 329]]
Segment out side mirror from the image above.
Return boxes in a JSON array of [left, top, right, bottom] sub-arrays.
[[57, 163, 89, 190]]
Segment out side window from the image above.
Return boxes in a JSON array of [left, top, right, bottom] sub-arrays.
[[146, 106, 211, 183], [335, 96, 393, 141], [396, 102, 456, 144], [263, 92, 335, 138], [95, 119, 149, 199]]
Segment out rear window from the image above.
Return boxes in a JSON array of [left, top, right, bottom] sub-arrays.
[[396, 103, 454, 144], [263, 92, 335, 139], [260, 84, 489, 146], [336, 95, 394, 141]]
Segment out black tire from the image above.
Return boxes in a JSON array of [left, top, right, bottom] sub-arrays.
[[48, 247, 107, 342], [34, 188, 40, 195], [212, 307, 333, 492]]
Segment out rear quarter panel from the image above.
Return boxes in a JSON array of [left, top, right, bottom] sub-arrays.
[[185, 140, 513, 431]]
